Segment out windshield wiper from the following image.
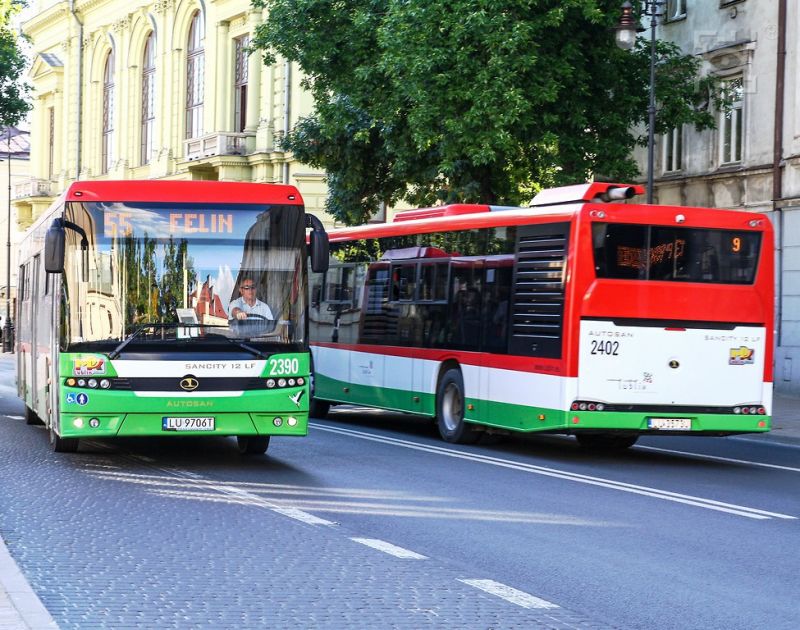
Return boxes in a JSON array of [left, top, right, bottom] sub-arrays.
[[108, 322, 210, 359], [108, 323, 160, 359]]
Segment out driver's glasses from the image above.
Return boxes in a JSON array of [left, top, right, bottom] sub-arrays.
[[242, 285, 255, 290]]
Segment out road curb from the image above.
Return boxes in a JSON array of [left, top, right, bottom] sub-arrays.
[[0, 534, 59, 629]]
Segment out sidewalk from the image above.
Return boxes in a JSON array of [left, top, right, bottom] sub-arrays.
[[0, 350, 798, 629]]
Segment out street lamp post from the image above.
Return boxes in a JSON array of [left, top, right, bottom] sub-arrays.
[[615, 1, 665, 205], [3, 126, 12, 353]]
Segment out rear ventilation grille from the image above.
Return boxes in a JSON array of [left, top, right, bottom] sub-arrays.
[[510, 223, 569, 358]]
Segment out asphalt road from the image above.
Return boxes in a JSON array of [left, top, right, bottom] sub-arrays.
[[1, 395, 798, 629]]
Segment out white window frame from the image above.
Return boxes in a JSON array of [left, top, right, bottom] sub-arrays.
[[718, 75, 744, 166], [666, 0, 687, 21], [662, 126, 683, 173]]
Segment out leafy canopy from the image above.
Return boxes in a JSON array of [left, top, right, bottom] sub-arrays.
[[0, 0, 30, 127], [252, 0, 719, 225]]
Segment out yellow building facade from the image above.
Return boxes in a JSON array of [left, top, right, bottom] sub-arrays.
[[17, 0, 330, 227]]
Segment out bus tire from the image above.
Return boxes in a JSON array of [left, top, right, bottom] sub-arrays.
[[49, 426, 79, 453], [237, 435, 270, 455], [309, 399, 330, 419], [25, 406, 44, 426], [575, 433, 638, 451], [435, 368, 479, 444]]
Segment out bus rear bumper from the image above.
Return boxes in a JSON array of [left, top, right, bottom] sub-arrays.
[[57, 412, 309, 438], [563, 410, 771, 436]]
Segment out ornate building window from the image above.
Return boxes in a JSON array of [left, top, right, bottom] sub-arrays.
[[185, 11, 205, 140], [233, 35, 249, 133], [141, 32, 155, 165], [666, 0, 687, 21], [663, 126, 683, 173], [102, 51, 115, 175], [719, 76, 743, 165]]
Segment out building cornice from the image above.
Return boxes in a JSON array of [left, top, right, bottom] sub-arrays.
[[22, 2, 70, 37]]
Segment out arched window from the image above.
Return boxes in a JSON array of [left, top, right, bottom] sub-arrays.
[[185, 11, 204, 139], [141, 32, 156, 165], [102, 50, 115, 174]]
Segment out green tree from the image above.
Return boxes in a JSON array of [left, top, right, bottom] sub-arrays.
[[0, 0, 31, 126], [252, 0, 721, 225]]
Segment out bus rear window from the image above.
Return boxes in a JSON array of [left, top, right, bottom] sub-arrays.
[[593, 223, 761, 284]]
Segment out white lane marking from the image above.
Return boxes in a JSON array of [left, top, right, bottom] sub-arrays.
[[7, 415, 24, 420], [459, 579, 559, 609], [637, 445, 800, 473], [312, 424, 796, 521], [273, 507, 336, 526], [350, 538, 427, 559]]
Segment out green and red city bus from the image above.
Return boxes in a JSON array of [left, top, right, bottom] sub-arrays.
[[16, 180, 328, 453], [308, 182, 774, 449]]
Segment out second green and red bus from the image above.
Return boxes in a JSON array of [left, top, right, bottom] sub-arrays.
[[308, 182, 773, 449]]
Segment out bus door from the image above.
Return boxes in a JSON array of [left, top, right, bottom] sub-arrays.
[[28, 255, 41, 413]]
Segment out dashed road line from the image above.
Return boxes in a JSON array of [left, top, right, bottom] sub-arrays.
[[312, 424, 796, 521], [459, 579, 560, 610], [350, 538, 427, 559]]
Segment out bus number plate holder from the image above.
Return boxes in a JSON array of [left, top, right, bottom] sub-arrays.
[[647, 417, 691, 430], [162, 417, 215, 431]]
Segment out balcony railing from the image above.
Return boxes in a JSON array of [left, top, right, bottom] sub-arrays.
[[183, 132, 254, 161], [13, 178, 53, 199]]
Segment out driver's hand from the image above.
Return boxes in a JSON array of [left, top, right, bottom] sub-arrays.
[[235, 311, 248, 320]]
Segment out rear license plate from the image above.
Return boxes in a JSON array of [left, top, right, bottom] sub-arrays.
[[162, 417, 215, 431], [648, 417, 691, 430]]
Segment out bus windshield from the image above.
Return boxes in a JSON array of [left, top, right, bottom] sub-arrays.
[[60, 201, 306, 352], [592, 223, 761, 284]]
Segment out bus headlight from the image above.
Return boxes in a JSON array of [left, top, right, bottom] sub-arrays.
[[89, 418, 100, 428], [100, 379, 110, 389], [287, 417, 298, 427], [273, 417, 283, 427], [73, 418, 84, 428]]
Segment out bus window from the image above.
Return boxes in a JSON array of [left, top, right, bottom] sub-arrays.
[[392, 264, 417, 301], [593, 223, 760, 284]]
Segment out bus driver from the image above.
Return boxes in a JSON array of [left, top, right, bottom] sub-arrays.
[[229, 278, 274, 320]]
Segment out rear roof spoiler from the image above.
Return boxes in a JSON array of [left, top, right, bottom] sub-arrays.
[[529, 183, 645, 207]]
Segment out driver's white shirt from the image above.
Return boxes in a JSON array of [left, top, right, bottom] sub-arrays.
[[229, 297, 273, 319]]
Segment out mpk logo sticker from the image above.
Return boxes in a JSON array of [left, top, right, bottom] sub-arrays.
[[73, 356, 106, 375], [729, 346, 755, 365]]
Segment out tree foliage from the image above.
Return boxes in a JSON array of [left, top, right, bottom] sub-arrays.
[[0, 0, 30, 126], [252, 0, 721, 225]]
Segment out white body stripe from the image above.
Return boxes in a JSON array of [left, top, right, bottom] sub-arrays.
[[112, 360, 266, 378], [314, 345, 569, 408]]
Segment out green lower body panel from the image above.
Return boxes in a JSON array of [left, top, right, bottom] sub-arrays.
[[565, 410, 771, 435]]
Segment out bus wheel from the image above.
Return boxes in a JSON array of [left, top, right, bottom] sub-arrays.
[[237, 436, 270, 455], [25, 406, 44, 426], [575, 433, 638, 451], [49, 426, 79, 453], [436, 368, 479, 444]]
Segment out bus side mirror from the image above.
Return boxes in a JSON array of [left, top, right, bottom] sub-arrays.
[[310, 230, 330, 274], [44, 220, 66, 273]]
